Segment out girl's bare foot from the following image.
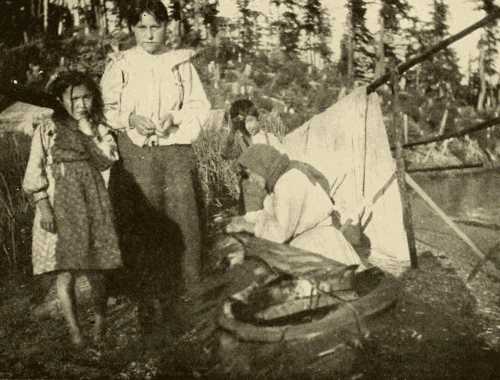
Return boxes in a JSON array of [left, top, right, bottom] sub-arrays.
[[69, 328, 84, 348], [92, 319, 105, 345]]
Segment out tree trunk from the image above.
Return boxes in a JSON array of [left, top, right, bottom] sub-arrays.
[[346, 15, 354, 88], [477, 43, 486, 111], [73, 2, 81, 27], [178, 0, 185, 40], [43, 0, 49, 32], [438, 108, 449, 135], [39, 0, 43, 22], [94, 0, 106, 35], [375, 13, 385, 78], [193, 1, 201, 38]]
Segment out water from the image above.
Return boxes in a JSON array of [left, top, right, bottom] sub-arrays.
[[412, 168, 500, 226]]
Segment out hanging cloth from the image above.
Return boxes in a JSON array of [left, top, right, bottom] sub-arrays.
[[284, 86, 410, 269]]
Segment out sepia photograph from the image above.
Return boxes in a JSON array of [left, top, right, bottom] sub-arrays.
[[0, 0, 499, 379]]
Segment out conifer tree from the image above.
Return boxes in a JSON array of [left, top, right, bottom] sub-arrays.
[[474, 0, 499, 110], [339, 0, 374, 83], [236, 0, 260, 56], [418, 0, 461, 96], [270, 0, 302, 56], [302, 0, 332, 65], [377, 0, 410, 76]]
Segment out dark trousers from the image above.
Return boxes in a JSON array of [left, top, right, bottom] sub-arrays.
[[109, 133, 202, 303]]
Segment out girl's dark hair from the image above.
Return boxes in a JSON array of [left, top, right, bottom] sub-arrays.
[[127, 0, 169, 26], [47, 71, 104, 126], [229, 99, 259, 121]]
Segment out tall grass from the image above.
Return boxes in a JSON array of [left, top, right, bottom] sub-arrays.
[[193, 109, 288, 209], [260, 109, 287, 142], [0, 131, 33, 279], [193, 127, 239, 207]]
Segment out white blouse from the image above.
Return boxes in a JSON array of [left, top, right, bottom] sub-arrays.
[[101, 47, 211, 146]]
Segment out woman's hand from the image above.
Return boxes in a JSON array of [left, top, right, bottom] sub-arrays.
[[225, 216, 255, 234], [156, 113, 177, 137], [129, 114, 156, 136], [38, 198, 56, 233]]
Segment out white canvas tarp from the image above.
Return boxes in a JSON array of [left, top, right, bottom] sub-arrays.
[[284, 86, 410, 272], [0, 101, 52, 135]]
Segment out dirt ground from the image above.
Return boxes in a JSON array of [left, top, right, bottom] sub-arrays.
[[1, 226, 499, 380], [1, 176, 499, 380]]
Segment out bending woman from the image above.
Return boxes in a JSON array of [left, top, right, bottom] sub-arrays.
[[226, 144, 363, 267]]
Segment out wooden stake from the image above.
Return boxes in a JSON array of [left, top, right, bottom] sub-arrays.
[[391, 71, 418, 269], [403, 114, 408, 143], [468, 242, 500, 282], [405, 173, 486, 262]]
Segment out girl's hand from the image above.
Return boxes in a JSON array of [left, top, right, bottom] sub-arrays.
[[38, 198, 56, 233], [129, 114, 156, 136], [78, 118, 94, 136], [225, 216, 254, 234]]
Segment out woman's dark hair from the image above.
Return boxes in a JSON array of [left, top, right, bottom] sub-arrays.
[[47, 71, 104, 126], [126, 0, 169, 26], [229, 99, 259, 120], [229, 98, 259, 131]]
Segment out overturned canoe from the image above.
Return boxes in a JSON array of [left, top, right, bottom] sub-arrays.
[[217, 234, 401, 343]]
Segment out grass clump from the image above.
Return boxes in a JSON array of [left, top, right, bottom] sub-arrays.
[[0, 131, 33, 280]]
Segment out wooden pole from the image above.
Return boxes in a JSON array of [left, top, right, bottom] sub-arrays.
[[405, 174, 487, 262], [391, 71, 418, 269], [367, 9, 500, 94], [407, 163, 484, 174], [402, 116, 500, 149], [468, 242, 500, 282]]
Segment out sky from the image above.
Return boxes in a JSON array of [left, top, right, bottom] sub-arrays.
[[218, 0, 497, 75]]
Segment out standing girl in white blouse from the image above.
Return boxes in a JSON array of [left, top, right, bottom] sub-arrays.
[[100, 0, 210, 339]]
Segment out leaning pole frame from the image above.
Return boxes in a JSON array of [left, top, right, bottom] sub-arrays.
[[365, 9, 500, 275]]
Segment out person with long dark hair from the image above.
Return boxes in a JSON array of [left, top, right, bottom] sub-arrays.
[[223, 99, 285, 214], [23, 71, 122, 347]]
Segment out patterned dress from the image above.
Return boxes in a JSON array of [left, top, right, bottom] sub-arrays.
[[23, 117, 122, 275]]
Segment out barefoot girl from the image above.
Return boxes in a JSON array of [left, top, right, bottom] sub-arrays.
[[23, 71, 122, 346]]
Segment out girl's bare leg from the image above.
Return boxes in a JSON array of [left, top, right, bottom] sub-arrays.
[[56, 271, 83, 346], [86, 271, 107, 344]]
